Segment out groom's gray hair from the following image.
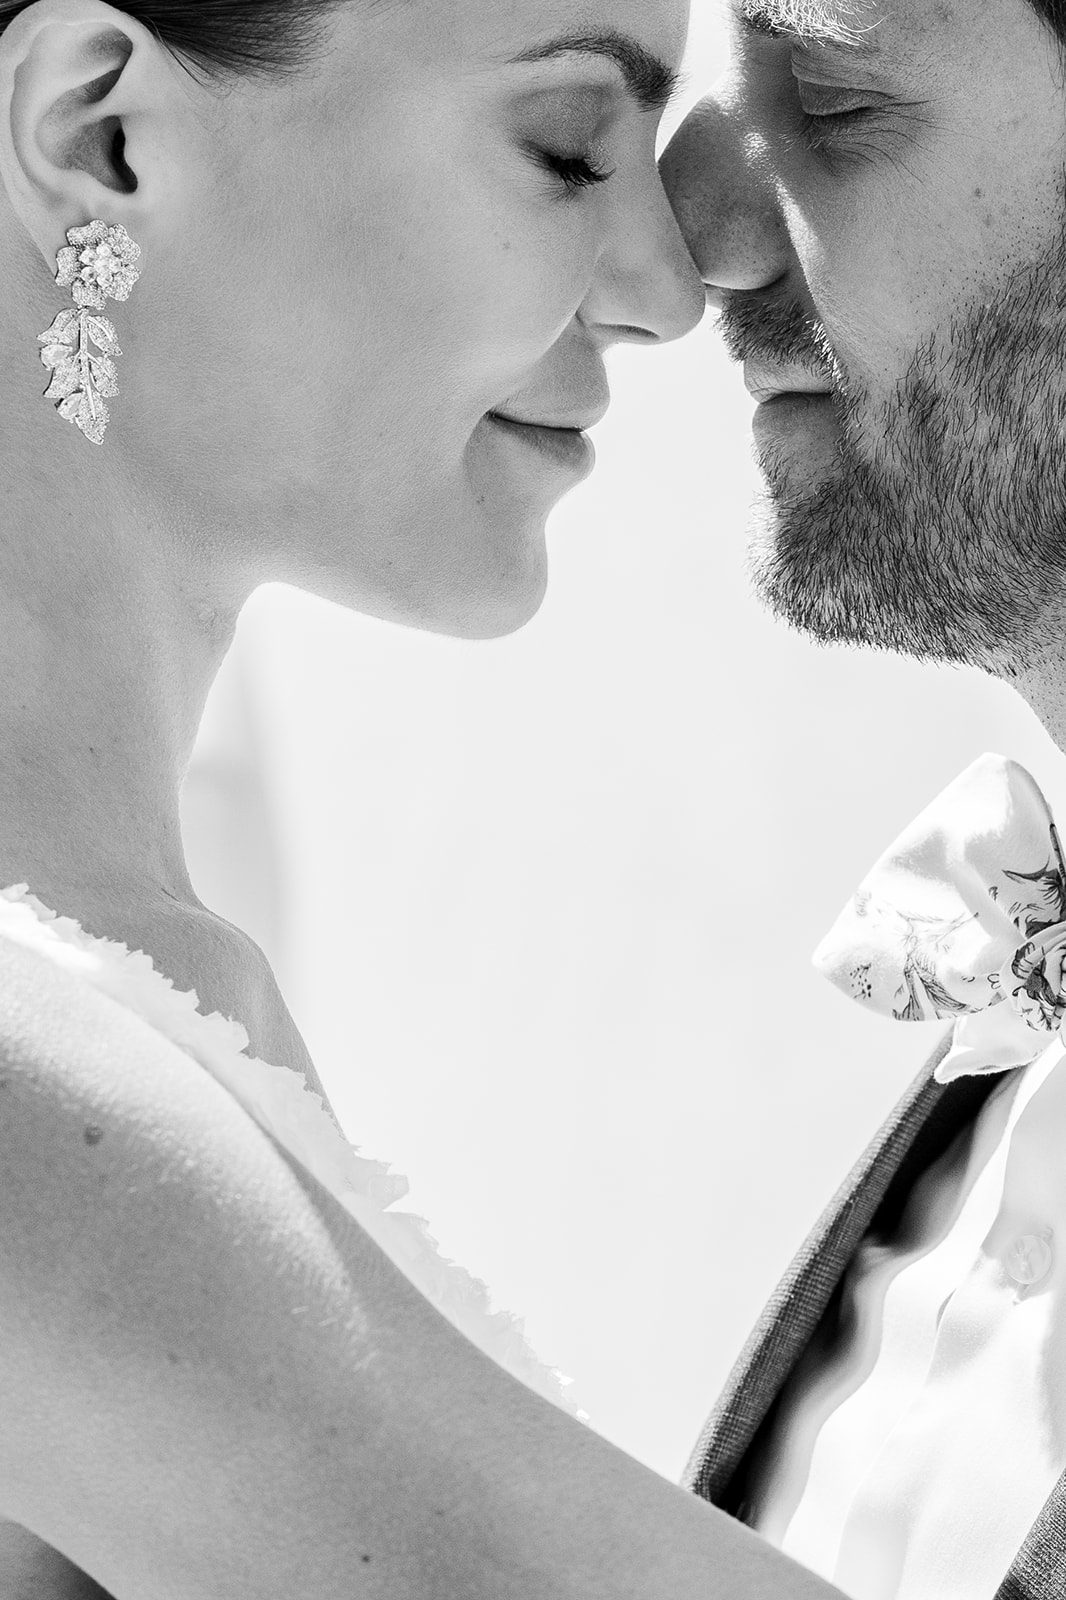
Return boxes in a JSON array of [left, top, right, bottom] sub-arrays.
[[743, 0, 1066, 49], [738, 0, 879, 48]]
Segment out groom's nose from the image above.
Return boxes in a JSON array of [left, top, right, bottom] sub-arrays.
[[659, 88, 791, 307]]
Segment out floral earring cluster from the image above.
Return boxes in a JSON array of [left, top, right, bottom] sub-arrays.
[[36, 220, 142, 445]]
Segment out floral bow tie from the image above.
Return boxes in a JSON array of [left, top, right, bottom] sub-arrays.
[[813, 753, 1066, 1084]]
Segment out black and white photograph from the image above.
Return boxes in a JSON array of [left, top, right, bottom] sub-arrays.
[[2, 0, 1066, 1595]]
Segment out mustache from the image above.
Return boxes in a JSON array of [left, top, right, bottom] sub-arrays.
[[717, 289, 837, 383]]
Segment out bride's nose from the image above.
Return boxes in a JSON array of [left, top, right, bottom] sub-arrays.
[[582, 176, 707, 347], [659, 89, 791, 307]]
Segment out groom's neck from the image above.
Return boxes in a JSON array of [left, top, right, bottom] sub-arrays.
[[998, 640, 1066, 759]]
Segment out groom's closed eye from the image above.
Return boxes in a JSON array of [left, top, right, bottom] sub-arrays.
[[732, 0, 925, 169]]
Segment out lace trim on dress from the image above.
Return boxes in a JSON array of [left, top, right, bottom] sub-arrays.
[[0, 883, 590, 1424]]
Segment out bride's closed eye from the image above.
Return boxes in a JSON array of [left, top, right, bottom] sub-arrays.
[[508, 81, 626, 199], [524, 143, 616, 194]]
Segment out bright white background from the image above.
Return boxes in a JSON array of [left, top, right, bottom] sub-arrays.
[[180, 6, 1066, 1484]]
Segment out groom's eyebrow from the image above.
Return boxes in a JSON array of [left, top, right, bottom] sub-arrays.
[[506, 30, 683, 113], [737, 0, 882, 51]]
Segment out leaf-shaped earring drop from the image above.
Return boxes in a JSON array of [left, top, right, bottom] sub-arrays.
[[36, 219, 142, 445]]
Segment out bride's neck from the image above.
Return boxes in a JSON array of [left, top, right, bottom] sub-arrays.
[[0, 486, 341, 1117], [0, 494, 242, 906]]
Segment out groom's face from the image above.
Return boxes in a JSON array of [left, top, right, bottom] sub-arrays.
[[661, 0, 1066, 672]]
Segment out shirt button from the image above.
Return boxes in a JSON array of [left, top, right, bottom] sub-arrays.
[[1006, 1232, 1054, 1287]]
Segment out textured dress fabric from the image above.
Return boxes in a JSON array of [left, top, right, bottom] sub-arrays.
[[0, 883, 589, 1425]]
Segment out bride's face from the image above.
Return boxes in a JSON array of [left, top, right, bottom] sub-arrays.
[[126, 0, 704, 636]]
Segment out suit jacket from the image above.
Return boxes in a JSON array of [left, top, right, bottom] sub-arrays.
[[681, 1030, 1066, 1598]]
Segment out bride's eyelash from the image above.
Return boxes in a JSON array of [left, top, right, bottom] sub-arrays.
[[528, 145, 615, 193]]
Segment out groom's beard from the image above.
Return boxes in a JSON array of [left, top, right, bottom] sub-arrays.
[[728, 216, 1066, 672]]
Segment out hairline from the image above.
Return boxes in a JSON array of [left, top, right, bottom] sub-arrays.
[[736, 0, 882, 49]]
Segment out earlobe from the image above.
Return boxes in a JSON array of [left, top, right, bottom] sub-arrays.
[[0, 0, 154, 271]]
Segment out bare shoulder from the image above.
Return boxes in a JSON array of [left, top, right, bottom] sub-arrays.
[[0, 930, 509, 1598], [0, 934, 847, 1600], [0, 921, 295, 1215]]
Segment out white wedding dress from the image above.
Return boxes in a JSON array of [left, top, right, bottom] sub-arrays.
[[0, 882, 590, 1425]]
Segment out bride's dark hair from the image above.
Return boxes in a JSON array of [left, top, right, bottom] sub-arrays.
[[1031, 1, 1066, 39], [0, 0, 342, 79]]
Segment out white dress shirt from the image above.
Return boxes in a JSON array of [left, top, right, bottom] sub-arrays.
[[747, 1040, 1066, 1599]]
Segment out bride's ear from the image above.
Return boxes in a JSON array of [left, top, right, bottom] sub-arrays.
[[0, 0, 191, 272]]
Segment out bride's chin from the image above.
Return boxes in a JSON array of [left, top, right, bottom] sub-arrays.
[[292, 534, 549, 640], [417, 493, 551, 639], [442, 545, 550, 641]]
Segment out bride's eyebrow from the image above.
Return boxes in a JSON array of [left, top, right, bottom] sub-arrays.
[[505, 29, 683, 113]]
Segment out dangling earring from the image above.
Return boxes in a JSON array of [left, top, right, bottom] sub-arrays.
[[36, 219, 142, 445]]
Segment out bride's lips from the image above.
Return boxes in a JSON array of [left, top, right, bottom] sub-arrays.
[[486, 412, 596, 478]]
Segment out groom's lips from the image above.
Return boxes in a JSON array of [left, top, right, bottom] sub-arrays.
[[743, 360, 834, 405], [743, 362, 835, 447]]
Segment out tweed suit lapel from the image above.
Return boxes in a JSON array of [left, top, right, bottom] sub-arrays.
[[680, 1029, 1006, 1511], [995, 1481, 1066, 1597], [679, 1028, 1066, 1597]]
